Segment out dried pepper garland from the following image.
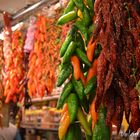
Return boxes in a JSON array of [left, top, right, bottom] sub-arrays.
[[92, 0, 140, 132]]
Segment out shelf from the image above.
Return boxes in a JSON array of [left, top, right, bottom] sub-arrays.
[[21, 123, 58, 131], [31, 95, 59, 104]]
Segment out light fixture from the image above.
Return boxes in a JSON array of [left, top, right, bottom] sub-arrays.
[[0, 22, 23, 40]]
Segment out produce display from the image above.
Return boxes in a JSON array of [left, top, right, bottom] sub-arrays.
[[3, 30, 25, 103], [0, 0, 139, 138], [1, 12, 64, 103], [57, 0, 140, 139], [27, 15, 62, 98]]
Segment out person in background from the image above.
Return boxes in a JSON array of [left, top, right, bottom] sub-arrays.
[[0, 122, 21, 140], [0, 103, 22, 140]]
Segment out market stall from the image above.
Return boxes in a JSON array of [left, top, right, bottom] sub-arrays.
[[0, 0, 65, 139], [0, 0, 139, 140]]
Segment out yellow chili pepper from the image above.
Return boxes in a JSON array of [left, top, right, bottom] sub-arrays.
[[77, 9, 83, 19], [58, 110, 70, 140]]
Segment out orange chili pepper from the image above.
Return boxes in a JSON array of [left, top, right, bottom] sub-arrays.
[[46, 78, 53, 95], [71, 56, 81, 80], [90, 96, 98, 129], [40, 33, 45, 42], [80, 71, 86, 86], [5, 92, 12, 103], [61, 103, 68, 115], [38, 83, 45, 98], [12, 95, 17, 103], [87, 39, 97, 62], [87, 59, 98, 82]]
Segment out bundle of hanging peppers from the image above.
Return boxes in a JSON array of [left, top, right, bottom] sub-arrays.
[[3, 30, 25, 103], [56, 0, 107, 139], [57, 0, 140, 139], [27, 15, 62, 98]]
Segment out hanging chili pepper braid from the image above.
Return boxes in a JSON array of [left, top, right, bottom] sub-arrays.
[[3, 12, 13, 103], [27, 15, 61, 98], [92, 0, 140, 132], [3, 30, 25, 103], [56, 0, 140, 139]]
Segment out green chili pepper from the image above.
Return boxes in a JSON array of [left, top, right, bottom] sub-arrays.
[[76, 48, 92, 67], [82, 6, 92, 26], [74, 123, 82, 140], [63, 0, 75, 14], [57, 64, 72, 87], [63, 41, 76, 64], [67, 93, 78, 123], [64, 124, 75, 140], [57, 11, 77, 25], [75, 20, 89, 41], [60, 35, 73, 57], [73, 0, 84, 11], [71, 76, 89, 113], [77, 107, 92, 136], [57, 81, 73, 109], [84, 76, 97, 95], [75, 32, 86, 52], [71, 76, 84, 101], [92, 105, 110, 140], [88, 24, 94, 37], [86, 0, 94, 16], [60, 25, 77, 57], [86, 116, 92, 140], [88, 89, 96, 104]]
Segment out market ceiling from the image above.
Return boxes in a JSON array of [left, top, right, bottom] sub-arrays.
[[0, 0, 58, 31]]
